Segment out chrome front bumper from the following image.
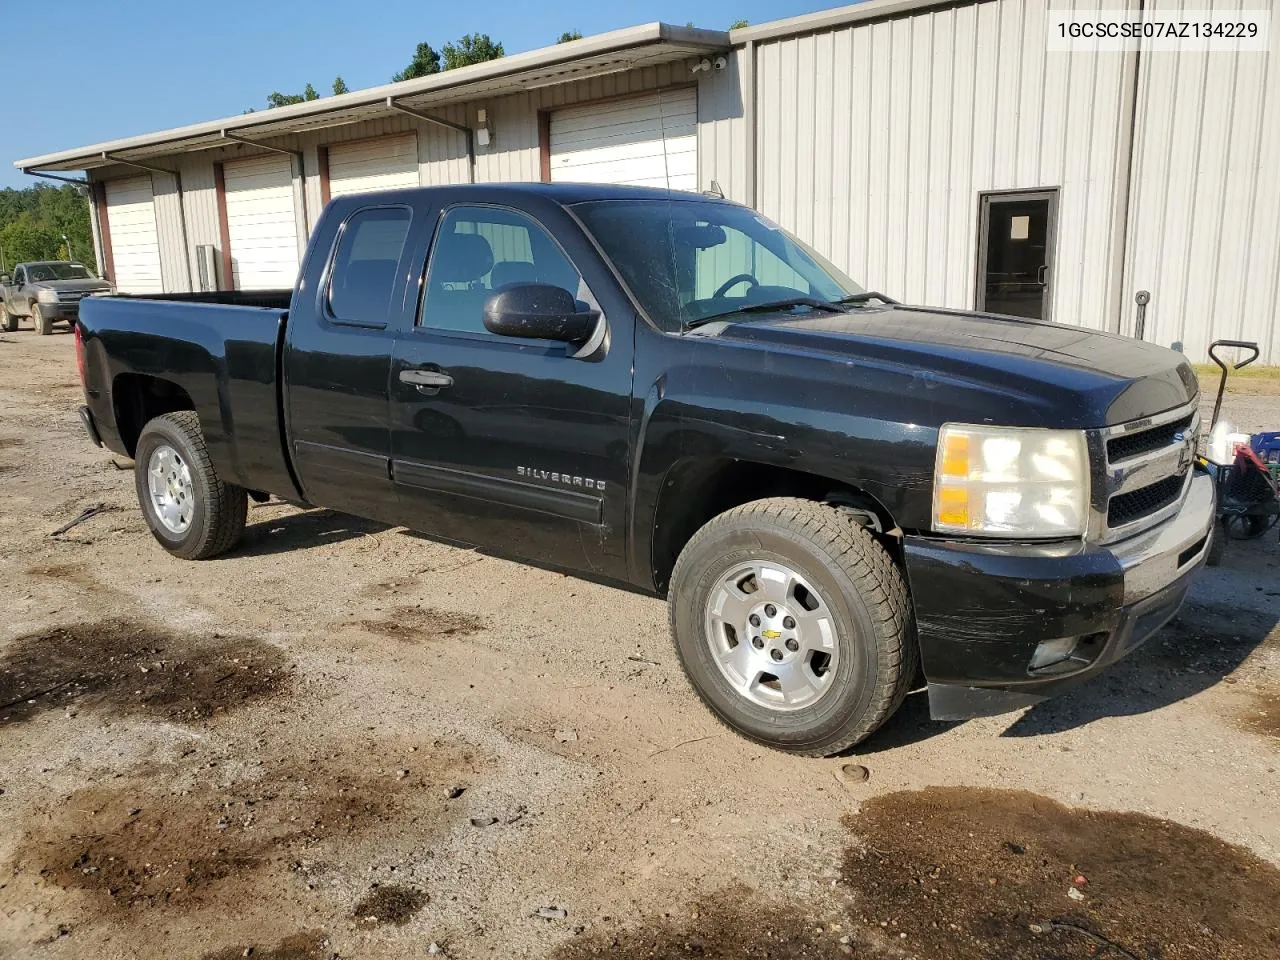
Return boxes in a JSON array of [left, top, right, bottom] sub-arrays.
[[1113, 469, 1216, 604]]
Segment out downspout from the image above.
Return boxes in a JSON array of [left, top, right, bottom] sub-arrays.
[[20, 169, 88, 187], [220, 130, 310, 231], [1109, 0, 1145, 335], [742, 39, 757, 208], [386, 96, 475, 184], [103, 151, 194, 292]]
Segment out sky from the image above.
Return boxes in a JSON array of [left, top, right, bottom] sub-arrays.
[[0, 0, 837, 190]]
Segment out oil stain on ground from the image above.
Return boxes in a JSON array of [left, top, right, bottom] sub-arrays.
[[13, 738, 485, 913], [352, 884, 429, 926], [0, 619, 289, 725], [1240, 687, 1280, 738], [357, 605, 486, 642], [560, 788, 1280, 960], [553, 886, 839, 958], [200, 930, 331, 960], [842, 787, 1280, 960]]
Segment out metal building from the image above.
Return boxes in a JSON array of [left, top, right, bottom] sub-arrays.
[[16, 0, 1280, 361]]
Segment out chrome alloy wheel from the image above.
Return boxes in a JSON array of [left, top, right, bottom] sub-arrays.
[[704, 561, 839, 711], [147, 444, 195, 535]]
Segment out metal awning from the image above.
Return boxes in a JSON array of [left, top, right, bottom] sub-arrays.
[[16, 22, 728, 173]]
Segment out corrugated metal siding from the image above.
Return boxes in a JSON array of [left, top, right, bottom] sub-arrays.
[[1122, 0, 1280, 362], [176, 158, 221, 287], [150, 170, 191, 291], [747, 0, 1139, 332], [697, 54, 748, 202]]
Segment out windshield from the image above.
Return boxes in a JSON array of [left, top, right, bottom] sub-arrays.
[[26, 263, 94, 282], [573, 199, 863, 330]]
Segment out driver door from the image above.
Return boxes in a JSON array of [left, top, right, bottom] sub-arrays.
[[389, 201, 634, 573], [8, 267, 29, 315]]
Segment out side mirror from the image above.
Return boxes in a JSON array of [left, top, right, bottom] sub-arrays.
[[483, 283, 598, 343], [0, 275, 10, 285]]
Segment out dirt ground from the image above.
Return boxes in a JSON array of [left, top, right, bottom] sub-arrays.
[[1, 328, 1277, 960]]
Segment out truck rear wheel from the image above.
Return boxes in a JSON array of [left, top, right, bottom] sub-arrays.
[[133, 411, 247, 560], [1, 305, 16, 332], [32, 304, 52, 336], [668, 497, 916, 756]]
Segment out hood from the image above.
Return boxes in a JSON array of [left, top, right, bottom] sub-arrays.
[[35, 278, 113, 293], [703, 305, 1199, 428]]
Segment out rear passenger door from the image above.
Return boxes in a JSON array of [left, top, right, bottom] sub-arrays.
[[282, 203, 415, 523], [389, 199, 635, 576]]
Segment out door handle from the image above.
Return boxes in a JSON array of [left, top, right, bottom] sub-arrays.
[[1036, 264, 1048, 285], [399, 368, 454, 392]]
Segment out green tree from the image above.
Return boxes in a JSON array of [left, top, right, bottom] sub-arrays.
[[0, 185, 94, 273], [266, 91, 307, 108], [557, 30, 583, 43], [729, 19, 749, 29], [441, 34, 504, 69], [0, 213, 62, 267], [393, 42, 442, 81], [303, 83, 319, 101], [332, 75, 350, 95]]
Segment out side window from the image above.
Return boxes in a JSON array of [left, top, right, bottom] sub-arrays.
[[327, 207, 412, 323], [419, 205, 586, 336], [13, 267, 24, 285]]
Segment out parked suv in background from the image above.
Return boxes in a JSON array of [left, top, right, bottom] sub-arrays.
[[1, 261, 113, 334]]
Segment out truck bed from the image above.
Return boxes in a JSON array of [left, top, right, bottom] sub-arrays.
[[111, 290, 294, 310], [78, 293, 297, 499]]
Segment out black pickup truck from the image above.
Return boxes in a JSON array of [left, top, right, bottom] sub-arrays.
[[76, 183, 1214, 755]]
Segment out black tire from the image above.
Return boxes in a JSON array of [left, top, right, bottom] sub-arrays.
[[32, 304, 52, 336], [133, 411, 247, 560], [0, 305, 16, 332], [669, 497, 916, 757]]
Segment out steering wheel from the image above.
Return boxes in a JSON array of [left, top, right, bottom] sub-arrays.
[[712, 274, 759, 299]]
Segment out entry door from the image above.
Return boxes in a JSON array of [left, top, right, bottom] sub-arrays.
[[549, 87, 698, 190], [390, 203, 634, 572], [976, 190, 1057, 320]]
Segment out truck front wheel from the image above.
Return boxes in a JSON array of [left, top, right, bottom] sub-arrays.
[[1, 305, 16, 332], [32, 304, 52, 335], [133, 411, 247, 560], [668, 497, 916, 756]]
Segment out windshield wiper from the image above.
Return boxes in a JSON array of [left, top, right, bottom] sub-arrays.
[[686, 296, 847, 329], [838, 291, 898, 306]]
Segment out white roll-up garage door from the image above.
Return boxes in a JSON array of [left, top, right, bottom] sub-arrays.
[[549, 88, 698, 190], [224, 154, 300, 291], [328, 134, 420, 197], [105, 177, 163, 294]]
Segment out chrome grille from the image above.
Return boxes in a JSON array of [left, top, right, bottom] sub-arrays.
[[1090, 399, 1199, 542]]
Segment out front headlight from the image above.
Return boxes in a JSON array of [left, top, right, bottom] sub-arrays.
[[37, 289, 59, 304], [933, 424, 1089, 537]]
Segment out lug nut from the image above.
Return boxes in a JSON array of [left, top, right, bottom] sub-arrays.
[[752, 636, 764, 649], [783, 616, 796, 629], [785, 638, 799, 652], [770, 649, 784, 662], [749, 614, 761, 627], [764, 604, 777, 617]]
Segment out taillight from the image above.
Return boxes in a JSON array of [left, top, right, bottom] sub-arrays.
[[74, 323, 87, 385]]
